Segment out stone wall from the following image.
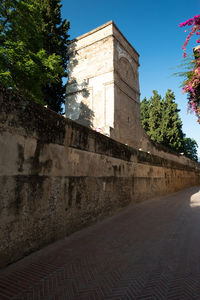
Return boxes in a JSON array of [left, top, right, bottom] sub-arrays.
[[0, 87, 200, 269], [66, 22, 115, 133], [65, 21, 141, 144]]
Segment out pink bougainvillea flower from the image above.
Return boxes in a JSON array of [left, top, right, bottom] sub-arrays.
[[179, 15, 200, 27], [180, 15, 200, 121]]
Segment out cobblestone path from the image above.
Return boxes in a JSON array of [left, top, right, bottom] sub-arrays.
[[0, 186, 200, 300]]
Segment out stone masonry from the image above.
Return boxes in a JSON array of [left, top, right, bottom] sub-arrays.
[[0, 86, 200, 269], [66, 21, 141, 148]]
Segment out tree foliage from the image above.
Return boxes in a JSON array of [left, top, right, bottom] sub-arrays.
[[0, 0, 65, 105], [179, 15, 200, 122], [37, 0, 70, 113], [140, 89, 198, 160], [160, 90, 183, 151], [147, 90, 163, 143], [140, 97, 150, 132], [183, 136, 198, 161]]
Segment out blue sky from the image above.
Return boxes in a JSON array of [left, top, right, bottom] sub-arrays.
[[62, 0, 200, 156]]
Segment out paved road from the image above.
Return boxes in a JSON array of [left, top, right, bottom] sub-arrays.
[[0, 186, 200, 300]]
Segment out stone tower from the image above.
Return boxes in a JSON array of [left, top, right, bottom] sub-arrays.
[[66, 21, 141, 148]]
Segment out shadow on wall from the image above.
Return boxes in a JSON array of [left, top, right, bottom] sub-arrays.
[[65, 41, 95, 128]]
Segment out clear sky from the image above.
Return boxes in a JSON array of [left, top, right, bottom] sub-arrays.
[[62, 0, 200, 156]]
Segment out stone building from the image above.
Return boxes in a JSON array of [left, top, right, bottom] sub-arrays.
[[66, 21, 142, 148]]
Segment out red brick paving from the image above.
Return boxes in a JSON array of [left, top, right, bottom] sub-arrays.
[[0, 186, 200, 299]]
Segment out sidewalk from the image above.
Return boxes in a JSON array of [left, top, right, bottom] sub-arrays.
[[0, 186, 200, 300]]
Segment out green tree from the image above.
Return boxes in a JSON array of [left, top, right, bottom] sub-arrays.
[[140, 97, 150, 132], [161, 89, 184, 151], [148, 90, 163, 143], [0, 0, 64, 104], [183, 136, 198, 161], [37, 0, 70, 113], [141, 89, 199, 160], [141, 90, 184, 150]]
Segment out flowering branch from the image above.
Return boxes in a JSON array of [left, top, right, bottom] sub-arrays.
[[180, 15, 200, 122]]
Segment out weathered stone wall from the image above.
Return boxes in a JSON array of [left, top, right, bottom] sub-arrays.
[[112, 22, 141, 147], [0, 87, 200, 269], [65, 21, 141, 143], [66, 22, 115, 133]]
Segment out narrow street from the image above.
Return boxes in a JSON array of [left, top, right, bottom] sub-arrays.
[[0, 186, 200, 300]]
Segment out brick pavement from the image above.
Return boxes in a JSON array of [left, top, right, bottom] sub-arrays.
[[0, 186, 200, 300]]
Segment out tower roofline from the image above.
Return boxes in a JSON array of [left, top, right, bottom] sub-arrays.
[[70, 21, 139, 58]]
